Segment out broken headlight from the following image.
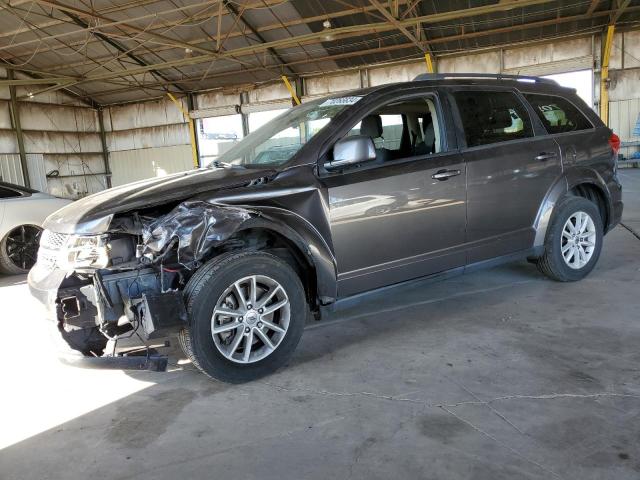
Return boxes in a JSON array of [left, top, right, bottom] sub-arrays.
[[58, 234, 110, 270]]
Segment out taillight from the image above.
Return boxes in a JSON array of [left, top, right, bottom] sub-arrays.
[[609, 132, 621, 155]]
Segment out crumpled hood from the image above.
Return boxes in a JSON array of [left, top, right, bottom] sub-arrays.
[[44, 167, 275, 234]]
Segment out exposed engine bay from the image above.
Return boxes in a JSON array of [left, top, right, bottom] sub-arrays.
[[27, 163, 338, 376], [32, 201, 274, 370]]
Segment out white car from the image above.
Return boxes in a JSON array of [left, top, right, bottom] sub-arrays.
[[0, 182, 71, 274]]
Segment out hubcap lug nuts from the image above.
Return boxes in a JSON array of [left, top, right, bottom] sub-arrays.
[[258, 308, 264, 314], [239, 317, 243, 322], [247, 304, 253, 309], [257, 322, 263, 328], [245, 327, 250, 334]]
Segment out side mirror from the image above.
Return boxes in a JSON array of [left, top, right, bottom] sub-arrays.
[[324, 135, 376, 170]]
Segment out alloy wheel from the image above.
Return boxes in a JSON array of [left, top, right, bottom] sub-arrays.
[[211, 275, 290, 364], [561, 211, 596, 270], [5, 225, 42, 271]]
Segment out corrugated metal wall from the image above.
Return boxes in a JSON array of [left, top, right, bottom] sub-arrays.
[[103, 97, 194, 186], [26, 154, 47, 191], [0, 154, 24, 185], [0, 82, 107, 198], [609, 99, 640, 160], [110, 145, 192, 187], [0, 153, 55, 192]]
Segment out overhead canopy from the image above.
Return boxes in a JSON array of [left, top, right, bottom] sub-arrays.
[[0, 0, 638, 106]]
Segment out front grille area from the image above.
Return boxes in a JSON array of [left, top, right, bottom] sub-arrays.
[[40, 230, 70, 250], [38, 230, 70, 269]]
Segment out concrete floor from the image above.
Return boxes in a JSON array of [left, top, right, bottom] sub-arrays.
[[2, 170, 640, 480]]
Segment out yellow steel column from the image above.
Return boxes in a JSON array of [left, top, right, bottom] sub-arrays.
[[600, 25, 615, 125], [281, 75, 301, 105], [424, 52, 435, 73], [167, 92, 199, 168]]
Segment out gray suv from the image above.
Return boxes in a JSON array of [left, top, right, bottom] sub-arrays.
[[29, 73, 623, 383]]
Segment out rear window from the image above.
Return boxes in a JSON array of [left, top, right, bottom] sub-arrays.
[[453, 90, 533, 148], [524, 94, 593, 134]]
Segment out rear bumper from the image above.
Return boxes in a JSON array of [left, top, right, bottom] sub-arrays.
[[610, 199, 623, 231], [606, 174, 623, 233]]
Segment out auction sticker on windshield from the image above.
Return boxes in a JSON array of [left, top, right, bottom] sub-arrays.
[[320, 96, 363, 107]]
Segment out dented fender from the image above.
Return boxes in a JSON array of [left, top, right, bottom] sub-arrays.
[[142, 200, 338, 303], [142, 201, 253, 264]]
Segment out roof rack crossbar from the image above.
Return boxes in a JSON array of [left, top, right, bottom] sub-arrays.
[[413, 73, 558, 85]]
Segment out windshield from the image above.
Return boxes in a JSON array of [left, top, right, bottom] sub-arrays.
[[208, 96, 362, 168]]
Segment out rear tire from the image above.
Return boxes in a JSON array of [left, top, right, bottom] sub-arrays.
[[179, 251, 307, 383], [536, 196, 603, 282]]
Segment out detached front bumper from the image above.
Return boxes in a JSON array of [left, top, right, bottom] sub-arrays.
[[28, 264, 107, 352], [28, 266, 67, 320], [28, 264, 178, 371]]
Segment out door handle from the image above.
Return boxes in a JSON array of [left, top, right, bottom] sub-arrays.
[[535, 152, 557, 161], [431, 169, 461, 181]]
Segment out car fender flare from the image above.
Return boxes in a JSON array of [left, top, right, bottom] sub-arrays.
[[533, 167, 612, 247], [236, 206, 338, 303]]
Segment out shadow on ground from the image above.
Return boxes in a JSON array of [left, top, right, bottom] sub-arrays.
[[2, 170, 640, 480]]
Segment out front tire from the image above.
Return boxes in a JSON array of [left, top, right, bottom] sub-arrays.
[[536, 196, 603, 282], [179, 251, 307, 383]]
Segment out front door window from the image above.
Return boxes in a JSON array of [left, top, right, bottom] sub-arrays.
[[324, 93, 466, 297]]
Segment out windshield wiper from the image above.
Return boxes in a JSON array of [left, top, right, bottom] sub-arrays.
[[210, 160, 245, 169]]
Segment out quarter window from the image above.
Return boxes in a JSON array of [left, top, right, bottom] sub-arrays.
[[524, 94, 593, 134], [453, 91, 533, 147]]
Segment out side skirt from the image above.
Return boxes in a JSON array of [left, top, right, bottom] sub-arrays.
[[319, 246, 543, 318]]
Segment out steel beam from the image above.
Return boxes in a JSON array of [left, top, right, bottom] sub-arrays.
[[0, 0, 555, 88], [222, 0, 295, 75], [586, 0, 600, 15], [424, 53, 435, 73], [6, 1, 412, 66], [0, 77, 75, 86], [97, 108, 112, 188], [599, 24, 615, 124], [61, 10, 188, 94], [167, 93, 199, 168], [370, 0, 426, 53], [187, 93, 201, 167], [84, 21, 627, 100], [7, 70, 30, 188], [281, 76, 301, 105], [611, 0, 631, 24], [1, 0, 219, 51], [15, 0, 221, 57], [1, 0, 283, 43], [599, 0, 631, 124]]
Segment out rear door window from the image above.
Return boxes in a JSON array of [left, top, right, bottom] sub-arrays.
[[453, 90, 533, 148], [524, 94, 593, 134]]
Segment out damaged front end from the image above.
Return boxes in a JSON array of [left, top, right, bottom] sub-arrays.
[[28, 201, 256, 371]]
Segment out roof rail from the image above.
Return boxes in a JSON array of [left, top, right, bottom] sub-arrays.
[[413, 72, 558, 85]]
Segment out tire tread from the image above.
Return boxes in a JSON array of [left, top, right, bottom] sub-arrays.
[[536, 195, 603, 282], [178, 250, 306, 382]]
